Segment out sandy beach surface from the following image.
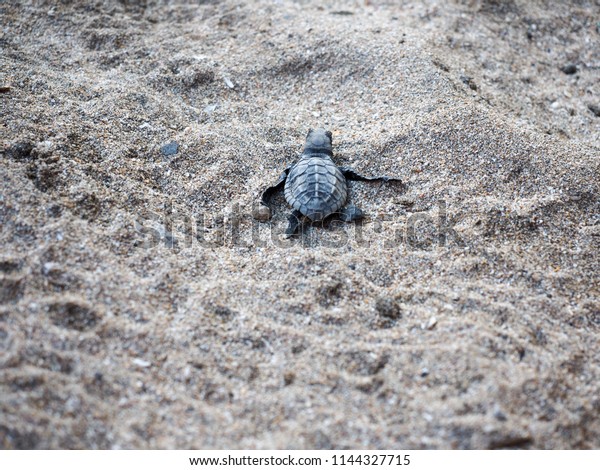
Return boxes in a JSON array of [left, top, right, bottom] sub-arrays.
[[1, 0, 599, 449]]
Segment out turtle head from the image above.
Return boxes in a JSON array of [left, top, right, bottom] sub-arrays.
[[304, 128, 333, 156]]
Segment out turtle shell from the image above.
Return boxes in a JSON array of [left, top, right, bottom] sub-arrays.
[[284, 155, 348, 221]]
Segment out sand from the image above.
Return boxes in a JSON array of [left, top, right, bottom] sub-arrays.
[[1, 0, 599, 449]]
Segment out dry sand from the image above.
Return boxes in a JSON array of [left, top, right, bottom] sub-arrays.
[[1, 0, 599, 449]]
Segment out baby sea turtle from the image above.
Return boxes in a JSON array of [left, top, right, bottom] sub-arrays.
[[260, 128, 401, 236]]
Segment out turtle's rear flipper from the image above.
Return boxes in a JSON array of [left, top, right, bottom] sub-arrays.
[[285, 210, 303, 238], [340, 205, 364, 222], [260, 167, 291, 207], [340, 167, 402, 185]]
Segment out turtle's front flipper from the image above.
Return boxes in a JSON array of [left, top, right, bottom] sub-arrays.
[[260, 167, 291, 208], [285, 209, 303, 238], [339, 167, 402, 185], [340, 205, 364, 222]]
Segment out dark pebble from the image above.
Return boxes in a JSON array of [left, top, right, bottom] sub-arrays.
[[212, 305, 236, 319], [560, 64, 577, 75], [587, 104, 600, 117], [283, 372, 295, 386], [160, 141, 178, 156]]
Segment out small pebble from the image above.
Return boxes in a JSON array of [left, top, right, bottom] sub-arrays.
[[252, 205, 271, 222], [42, 262, 60, 275], [494, 409, 508, 421], [133, 358, 151, 368], [283, 371, 295, 386], [160, 141, 178, 156], [560, 64, 577, 75], [0, 85, 11, 93], [424, 317, 437, 330], [223, 77, 235, 89], [587, 104, 600, 117]]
